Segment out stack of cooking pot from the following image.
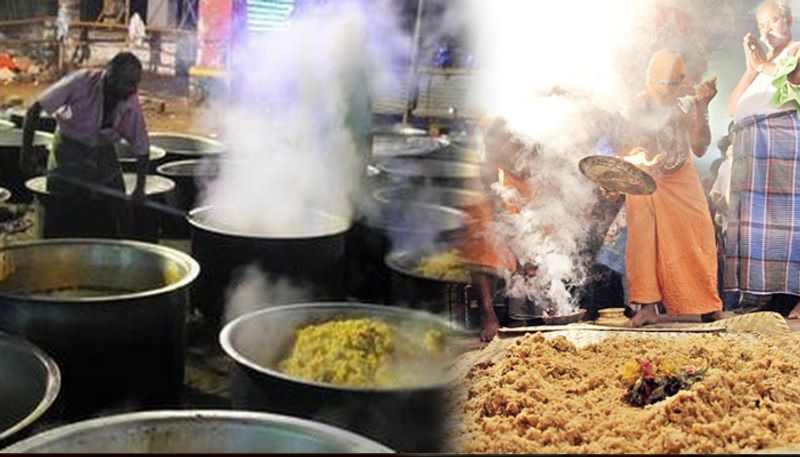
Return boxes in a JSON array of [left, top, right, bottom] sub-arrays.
[[151, 132, 226, 238], [350, 124, 483, 309]]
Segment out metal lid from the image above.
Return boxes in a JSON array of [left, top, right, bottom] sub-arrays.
[[578, 155, 657, 195]]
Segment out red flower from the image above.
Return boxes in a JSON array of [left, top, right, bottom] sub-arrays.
[[686, 366, 696, 376], [637, 358, 655, 381]]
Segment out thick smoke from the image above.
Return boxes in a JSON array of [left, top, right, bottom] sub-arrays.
[[199, 0, 408, 233], [223, 265, 311, 323], [467, 0, 740, 316]]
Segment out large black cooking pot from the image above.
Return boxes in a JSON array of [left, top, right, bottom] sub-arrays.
[[3, 410, 392, 453], [0, 129, 52, 203], [346, 200, 466, 303], [188, 206, 351, 327], [114, 141, 167, 173], [0, 239, 199, 419], [220, 303, 456, 453], [149, 132, 225, 162], [384, 248, 470, 313], [156, 159, 220, 238], [373, 185, 485, 209], [26, 174, 176, 242], [371, 157, 481, 189], [0, 332, 60, 447]]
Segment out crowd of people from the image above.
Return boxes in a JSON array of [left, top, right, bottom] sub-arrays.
[[465, 0, 800, 341]]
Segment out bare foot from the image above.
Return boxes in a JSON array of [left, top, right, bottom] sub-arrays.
[[701, 310, 725, 322], [629, 304, 659, 328], [789, 302, 800, 320], [480, 314, 500, 342]]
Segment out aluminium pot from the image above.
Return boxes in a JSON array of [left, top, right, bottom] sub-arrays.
[[346, 200, 466, 303], [219, 303, 456, 453], [25, 174, 176, 242], [149, 132, 225, 161], [156, 159, 220, 238], [0, 129, 52, 204], [0, 239, 199, 419], [0, 332, 60, 447], [2, 410, 391, 453], [114, 141, 168, 173], [188, 206, 350, 326], [373, 185, 485, 209], [0, 119, 14, 130], [371, 157, 481, 189], [384, 248, 470, 313]]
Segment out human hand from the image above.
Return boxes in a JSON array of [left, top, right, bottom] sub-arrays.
[[744, 33, 766, 71], [600, 186, 622, 201], [695, 76, 718, 106]]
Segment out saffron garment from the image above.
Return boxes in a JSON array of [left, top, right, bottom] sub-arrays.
[[625, 155, 722, 315], [622, 91, 722, 315]]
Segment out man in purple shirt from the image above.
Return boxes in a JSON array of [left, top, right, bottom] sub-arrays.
[[20, 52, 149, 238]]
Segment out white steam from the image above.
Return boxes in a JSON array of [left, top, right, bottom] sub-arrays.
[[223, 265, 311, 323], [199, 0, 408, 233], [468, 0, 725, 316]]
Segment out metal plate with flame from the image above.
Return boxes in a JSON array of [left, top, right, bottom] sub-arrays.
[[578, 155, 657, 196]]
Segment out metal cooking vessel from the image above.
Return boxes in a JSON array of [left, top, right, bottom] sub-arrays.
[[156, 159, 220, 238], [26, 174, 176, 242], [0, 119, 14, 130], [0, 129, 52, 203], [2, 410, 392, 453], [149, 132, 225, 161], [0, 332, 60, 446], [372, 158, 481, 189], [188, 206, 351, 326], [384, 248, 469, 313], [371, 136, 444, 159], [373, 185, 485, 209], [0, 239, 199, 419], [370, 123, 427, 138], [114, 142, 168, 173], [220, 303, 456, 453], [0, 187, 11, 204], [346, 200, 466, 303]]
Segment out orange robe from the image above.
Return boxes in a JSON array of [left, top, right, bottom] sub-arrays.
[[625, 155, 722, 314], [459, 167, 532, 273]]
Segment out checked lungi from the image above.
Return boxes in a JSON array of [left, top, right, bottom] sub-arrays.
[[725, 110, 800, 297]]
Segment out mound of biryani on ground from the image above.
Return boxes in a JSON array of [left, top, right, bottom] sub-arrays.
[[457, 332, 800, 454], [413, 249, 470, 283], [280, 318, 446, 388]]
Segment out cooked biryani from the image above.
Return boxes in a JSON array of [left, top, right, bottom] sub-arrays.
[[413, 249, 470, 283], [280, 318, 447, 388], [457, 332, 800, 454]]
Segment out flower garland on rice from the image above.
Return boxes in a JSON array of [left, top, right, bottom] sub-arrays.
[[620, 357, 706, 407]]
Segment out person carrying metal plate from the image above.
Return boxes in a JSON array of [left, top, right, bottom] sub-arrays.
[[20, 52, 149, 238], [620, 50, 723, 326]]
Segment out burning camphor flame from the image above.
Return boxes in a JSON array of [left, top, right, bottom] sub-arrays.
[[498, 168, 505, 186], [622, 148, 659, 167]]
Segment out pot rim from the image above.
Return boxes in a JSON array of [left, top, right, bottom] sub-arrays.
[[0, 332, 61, 442], [187, 205, 352, 240], [384, 249, 471, 284], [148, 132, 226, 156], [373, 185, 484, 204], [1, 409, 394, 453], [118, 144, 167, 163], [155, 158, 219, 177], [0, 238, 200, 303], [24, 174, 176, 197], [219, 302, 459, 393]]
